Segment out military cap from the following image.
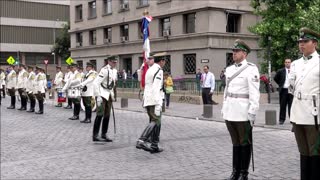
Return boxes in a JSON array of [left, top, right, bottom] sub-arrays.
[[299, 27, 320, 42], [154, 52, 167, 62], [35, 66, 41, 70], [56, 65, 62, 69], [27, 65, 34, 70], [86, 62, 94, 67], [232, 39, 251, 54], [19, 63, 26, 68], [107, 55, 118, 62], [69, 62, 78, 67], [0, 68, 3, 71]]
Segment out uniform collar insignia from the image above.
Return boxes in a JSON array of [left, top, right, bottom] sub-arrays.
[[235, 63, 242, 67], [303, 55, 312, 61]]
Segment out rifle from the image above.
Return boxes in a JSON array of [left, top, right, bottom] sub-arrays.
[[251, 125, 255, 172], [312, 95, 319, 131]]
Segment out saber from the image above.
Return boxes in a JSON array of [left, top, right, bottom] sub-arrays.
[[111, 102, 116, 134], [312, 95, 318, 131], [251, 126, 255, 172]]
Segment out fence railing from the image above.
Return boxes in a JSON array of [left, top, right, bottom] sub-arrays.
[[116, 79, 269, 95]]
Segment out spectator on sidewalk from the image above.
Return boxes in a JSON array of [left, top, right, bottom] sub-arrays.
[[201, 65, 217, 105], [196, 68, 202, 91], [164, 72, 174, 109], [273, 58, 293, 125], [219, 68, 226, 92]]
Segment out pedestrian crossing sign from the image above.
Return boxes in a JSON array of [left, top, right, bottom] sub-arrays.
[[66, 57, 74, 65], [7, 56, 15, 65]]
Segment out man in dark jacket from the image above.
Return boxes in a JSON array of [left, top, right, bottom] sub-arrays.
[[273, 58, 293, 125]]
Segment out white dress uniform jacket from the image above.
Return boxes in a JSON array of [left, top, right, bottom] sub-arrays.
[[26, 71, 36, 93], [63, 71, 71, 84], [34, 72, 46, 94], [17, 69, 28, 89], [143, 63, 164, 107], [289, 51, 319, 125], [0, 72, 5, 89], [6, 70, 17, 89], [62, 70, 82, 91], [54, 71, 64, 89], [80, 70, 97, 97], [222, 60, 260, 121], [94, 65, 116, 101]]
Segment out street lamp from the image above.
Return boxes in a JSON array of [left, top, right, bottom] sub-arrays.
[[53, 19, 59, 65]]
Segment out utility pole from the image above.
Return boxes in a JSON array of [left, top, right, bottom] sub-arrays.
[[267, 36, 272, 104]]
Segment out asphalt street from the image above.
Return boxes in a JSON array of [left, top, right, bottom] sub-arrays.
[[1, 97, 299, 179]]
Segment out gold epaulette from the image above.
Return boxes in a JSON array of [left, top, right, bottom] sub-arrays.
[[23, 72, 29, 78]]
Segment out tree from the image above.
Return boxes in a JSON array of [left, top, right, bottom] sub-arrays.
[[52, 23, 70, 63], [249, 0, 320, 72]]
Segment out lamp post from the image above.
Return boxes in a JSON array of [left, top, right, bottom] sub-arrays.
[[53, 19, 59, 65]]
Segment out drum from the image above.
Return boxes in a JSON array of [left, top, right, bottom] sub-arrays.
[[57, 88, 66, 103], [67, 87, 82, 98]]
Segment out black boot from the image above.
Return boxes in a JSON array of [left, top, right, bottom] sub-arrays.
[[69, 104, 80, 120], [27, 99, 35, 112], [310, 155, 320, 180], [228, 146, 241, 180], [92, 116, 106, 141], [136, 122, 157, 151], [64, 98, 72, 109], [80, 106, 91, 123], [35, 100, 43, 114], [55, 103, 62, 107], [150, 124, 163, 153], [101, 116, 112, 142], [238, 145, 251, 180], [18, 97, 27, 110], [7, 96, 15, 109]]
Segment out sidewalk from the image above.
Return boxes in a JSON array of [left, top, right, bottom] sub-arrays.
[[112, 98, 292, 131]]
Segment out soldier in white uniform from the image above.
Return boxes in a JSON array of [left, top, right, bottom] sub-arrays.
[[222, 40, 260, 180], [75, 62, 97, 123], [0, 68, 5, 105], [92, 56, 117, 142], [289, 27, 320, 180], [26, 66, 36, 112], [34, 67, 46, 114], [17, 64, 29, 110], [62, 63, 82, 120], [63, 66, 73, 109], [136, 54, 166, 154], [53, 66, 64, 107], [6, 65, 17, 109]]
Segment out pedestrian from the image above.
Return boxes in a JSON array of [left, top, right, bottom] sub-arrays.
[[164, 72, 173, 109], [196, 68, 202, 91], [219, 69, 226, 92], [6, 65, 17, 109], [26, 66, 36, 112], [34, 66, 46, 114], [17, 64, 28, 111], [122, 69, 127, 88], [222, 39, 260, 180], [201, 65, 217, 105], [53, 66, 64, 107], [273, 59, 294, 125], [0, 68, 5, 99], [0, 68, 5, 105], [62, 63, 82, 120], [92, 55, 118, 142], [63, 66, 73, 109], [76, 62, 97, 123], [289, 27, 319, 180], [136, 53, 166, 153]]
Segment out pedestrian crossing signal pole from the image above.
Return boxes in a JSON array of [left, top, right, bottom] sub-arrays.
[[267, 36, 272, 104]]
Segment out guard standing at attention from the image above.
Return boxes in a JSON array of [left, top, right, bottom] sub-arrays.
[[17, 64, 29, 110], [6, 65, 17, 109], [222, 39, 260, 180], [34, 66, 46, 114], [289, 27, 320, 180], [53, 66, 64, 107], [26, 66, 36, 112]]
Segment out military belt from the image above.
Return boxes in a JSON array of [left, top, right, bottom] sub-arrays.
[[294, 92, 317, 101], [226, 92, 249, 99]]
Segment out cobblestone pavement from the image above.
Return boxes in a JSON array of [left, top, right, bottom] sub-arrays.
[[1, 98, 299, 179]]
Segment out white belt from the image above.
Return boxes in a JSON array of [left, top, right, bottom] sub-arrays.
[[226, 92, 249, 99], [294, 92, 317, 101]]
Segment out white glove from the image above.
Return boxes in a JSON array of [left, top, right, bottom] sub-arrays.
[[248, 113, 256, 126], [155, 105, 162, 116], [72, 84, 82, 88], [96, 96, 103, 106]]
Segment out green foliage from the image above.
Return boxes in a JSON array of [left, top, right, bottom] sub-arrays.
[[52, 23, 70, 62], [249, 0, 320, 71]]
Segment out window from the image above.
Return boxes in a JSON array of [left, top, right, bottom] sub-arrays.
[[77, 60, 83, 69], [120, 24, 129, 41], [184, 13, 196, 34], [120, 0, 129, 10], [90, 60, 97, 69], [103, 0, 112, 14], [183, 54, 196, 74], [75, 5, 83, 21], [104, 27, 112, 43], [138, 0, 148, 6], [160, 17, 171, 36], [226, 13, 241, 33], [89, 30, 96, 45], [76, 32, 83, 47], [226, 53, 233, 66], [88, 1, 97, 19], [138, 21, 143, 39]]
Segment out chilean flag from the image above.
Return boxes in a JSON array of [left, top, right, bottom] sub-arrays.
[[140, 15, 152, 88]]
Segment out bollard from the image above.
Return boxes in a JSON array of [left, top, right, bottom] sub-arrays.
[[203, 104, 213, 118], [265, 110, 277, 125], [121, 98, 128, 108]]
